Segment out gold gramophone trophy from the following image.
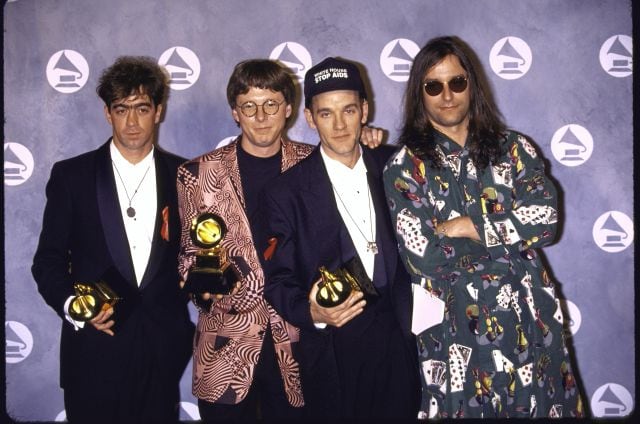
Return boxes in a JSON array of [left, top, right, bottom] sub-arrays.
[[315, 256, 380, 308], [316, 266, 360, 307], [184, 213, 237, 294], [68, 280, 121, 322]]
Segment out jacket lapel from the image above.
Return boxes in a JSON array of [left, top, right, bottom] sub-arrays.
[[224, 138, 247, 211], [362, 148, 398, 286], [138, 150, 170, 290], [95, 141, 137, 287], [302, 147, 346, 267]]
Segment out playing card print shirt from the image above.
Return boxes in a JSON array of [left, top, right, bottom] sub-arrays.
[[383, 130, 584, 419]]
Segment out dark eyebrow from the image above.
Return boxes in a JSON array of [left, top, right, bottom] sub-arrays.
[[111, 101, 153, 109], [316, 103, 359, 114]]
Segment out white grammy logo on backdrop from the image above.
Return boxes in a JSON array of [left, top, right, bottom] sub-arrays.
[[599, 35, 633, 78], [5, 321, 34, 363], [46, 49, 89, 94], [4, 142, 34, 186], [270, 42, 312, 81], [549, 124, 593, 167], [592, 211, 633, 253], [489, 37, 532, 80], [591, 383, 633, 417], [379, 38, 420, 82], [159, 47, 201, 90], [561, 299, 582, 336]]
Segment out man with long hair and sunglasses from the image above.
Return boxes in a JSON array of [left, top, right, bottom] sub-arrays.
[[176, 59, 382, 421], [383, 36, 586, 418]]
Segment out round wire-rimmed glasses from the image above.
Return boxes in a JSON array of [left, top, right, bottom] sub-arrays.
[[236, 99, 286, 117]]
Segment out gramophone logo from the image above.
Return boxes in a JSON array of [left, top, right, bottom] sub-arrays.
[[158, 47, 201, 90], [5, 321, 34, 364], [46, 50, 89, 94], [4, 142, 34, 186], [489, 36, 532, 80], [599, 35, 633, 78], [591, 383, 633, 417], [592, 211, 633, 253], [55, 410, 67, 422], [549, 124, 593, 167], [270, 42, 312, 81], [380, 38, 420, 82], [561, 299, 582, 336], [179, 401, 200, 420]]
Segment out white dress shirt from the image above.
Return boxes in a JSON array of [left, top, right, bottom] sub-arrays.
[[321, 145, 376, 280], [110, 142, 157, 285], [64, 143, 157, 330]]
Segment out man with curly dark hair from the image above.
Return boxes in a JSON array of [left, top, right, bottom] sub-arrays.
[[32, 56, 194, 423]]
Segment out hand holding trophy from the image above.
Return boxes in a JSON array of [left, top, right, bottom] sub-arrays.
[[68, 280, 121, 322], [182, 213, 238, 294], [315, 256, 379, 308]]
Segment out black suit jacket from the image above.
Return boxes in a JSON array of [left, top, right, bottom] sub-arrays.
[[32, 141, 194, 405], [261, 145, 415, 414]]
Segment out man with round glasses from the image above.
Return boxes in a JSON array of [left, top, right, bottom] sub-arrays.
[[176, 59, 383, 421], [384, 36, 585, 418]]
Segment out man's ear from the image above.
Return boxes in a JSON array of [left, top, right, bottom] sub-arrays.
[[231, 108, 241, 124], [304, 108, 316, 129], [104, 105, 112, 125], [154, 104, 163, 124], [360, 100, 369, 124]]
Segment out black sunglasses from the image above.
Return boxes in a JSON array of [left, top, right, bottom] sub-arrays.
[[423, 76, 468, 96]]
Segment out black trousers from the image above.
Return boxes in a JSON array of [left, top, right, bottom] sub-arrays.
[[332, 307, 420, 420], [64, 361, 180, 424], [198, 326, 303, 422]]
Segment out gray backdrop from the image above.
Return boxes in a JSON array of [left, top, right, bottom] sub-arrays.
[[3, 0, 634, 421]]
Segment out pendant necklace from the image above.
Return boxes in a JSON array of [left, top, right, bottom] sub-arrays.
[[112, 160, 152, 218], [332, 184, 378, 254]]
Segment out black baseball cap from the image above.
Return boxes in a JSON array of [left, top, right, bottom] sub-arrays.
[[303, 57, 367, 108]]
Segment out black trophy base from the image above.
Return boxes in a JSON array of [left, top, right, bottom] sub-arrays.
[[183, 265, 238, 295], [343, 255, 379, 301]]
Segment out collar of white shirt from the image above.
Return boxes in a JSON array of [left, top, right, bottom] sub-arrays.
[[320, 144, 366, 183], [110, 142, 155, 171]]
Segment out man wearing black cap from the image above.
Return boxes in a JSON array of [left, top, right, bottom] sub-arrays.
[[260, 57, 421, 420]]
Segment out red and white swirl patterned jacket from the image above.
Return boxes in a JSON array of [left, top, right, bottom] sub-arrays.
[[177, 138, 313, 406]]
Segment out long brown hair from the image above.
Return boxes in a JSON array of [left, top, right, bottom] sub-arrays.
[[398, 36, 506, 170]]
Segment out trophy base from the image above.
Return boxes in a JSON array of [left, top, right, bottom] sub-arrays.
[[183, 264, 238, 295], [342, 255, 379, 301]]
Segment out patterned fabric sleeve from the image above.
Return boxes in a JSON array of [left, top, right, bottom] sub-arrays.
[[383, 146, 452, 277], [176, 161, 217, 314], [176, 162, 198, 281], [468, 132, 559, 259]]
